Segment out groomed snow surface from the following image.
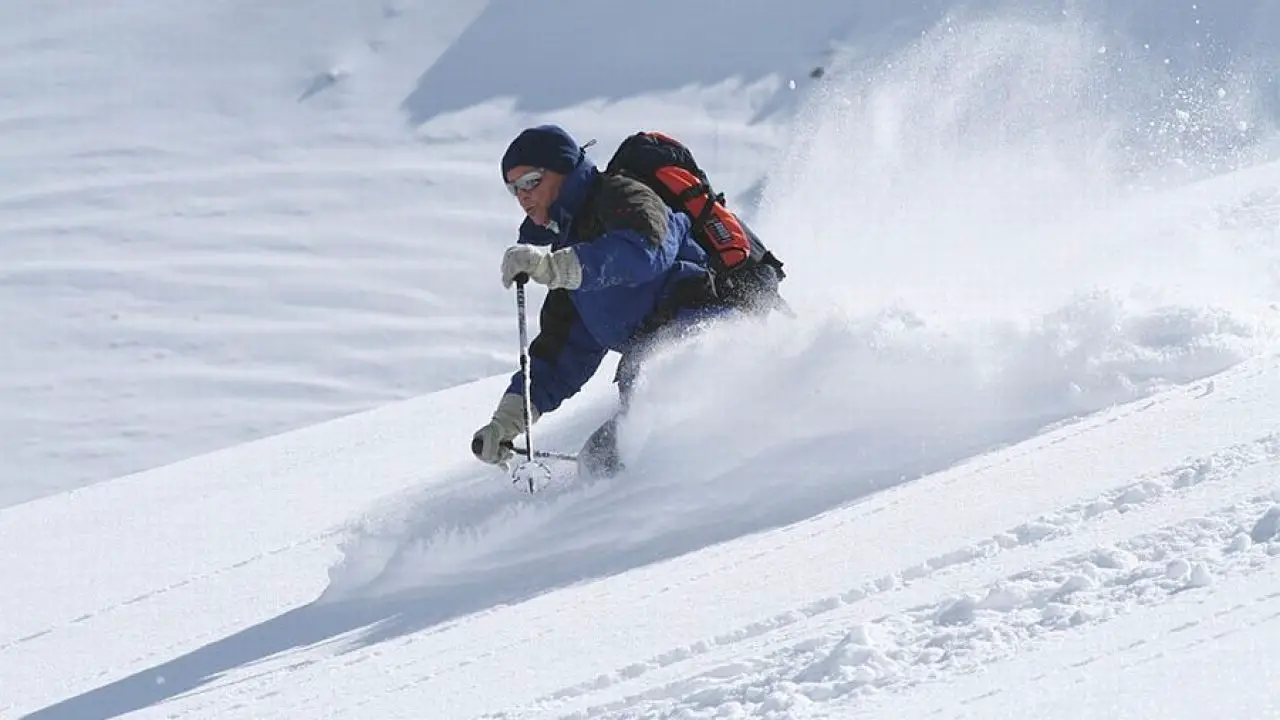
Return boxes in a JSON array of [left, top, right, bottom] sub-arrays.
[[4, 0, 1280, 718]]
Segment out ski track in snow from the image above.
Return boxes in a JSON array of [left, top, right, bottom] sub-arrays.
[[494, 429, 1280, 718], [0, 530, 340, 654]]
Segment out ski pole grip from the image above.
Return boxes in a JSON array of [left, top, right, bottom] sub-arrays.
[[499, 440, 529, 457], [473, 437, 529, 458], [514, 272, 529, 286]]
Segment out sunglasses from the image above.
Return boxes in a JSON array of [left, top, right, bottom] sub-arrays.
[[506, 169, 545, 197]]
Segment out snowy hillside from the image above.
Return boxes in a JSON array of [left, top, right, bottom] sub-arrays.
[[7, 352, 1280, 719], [4, 0, 1280, 718]]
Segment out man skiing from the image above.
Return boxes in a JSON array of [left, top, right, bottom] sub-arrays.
[[470, 124, 783, 477]]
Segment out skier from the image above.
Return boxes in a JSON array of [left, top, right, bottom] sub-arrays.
[[470, 124, 783, 477]]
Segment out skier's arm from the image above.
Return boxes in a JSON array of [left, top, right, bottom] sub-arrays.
[[570, 174, 683, 291], [506, 289, 607, 415], [572, 226, 678, 290]]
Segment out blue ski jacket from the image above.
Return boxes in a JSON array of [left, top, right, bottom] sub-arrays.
[[504, 154, 721, 414]]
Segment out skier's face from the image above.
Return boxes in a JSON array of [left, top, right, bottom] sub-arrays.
[[505, 165, 563, 228]]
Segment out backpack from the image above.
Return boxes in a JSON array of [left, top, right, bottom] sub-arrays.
[[604, 131, 786, 311]]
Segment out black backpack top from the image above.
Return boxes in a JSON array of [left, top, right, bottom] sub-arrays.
[[604, 131, 785, 310]]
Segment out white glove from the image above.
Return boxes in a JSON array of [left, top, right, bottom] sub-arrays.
[[471, 393, 539, 465], [501, 244, 583, 290]]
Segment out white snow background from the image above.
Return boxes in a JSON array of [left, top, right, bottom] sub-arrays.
[[3, 0, 1280, 718]]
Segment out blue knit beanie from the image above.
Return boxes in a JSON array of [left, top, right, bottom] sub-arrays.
[[501, 125, 582, 179]]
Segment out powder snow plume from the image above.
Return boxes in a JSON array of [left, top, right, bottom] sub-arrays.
[[759, 14, 1279, 323], [323, 13, 1280, 610]]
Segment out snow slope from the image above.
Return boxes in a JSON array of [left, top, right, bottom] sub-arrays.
[[6, 335, 1280, 718], [5, 0, 1280, 717]]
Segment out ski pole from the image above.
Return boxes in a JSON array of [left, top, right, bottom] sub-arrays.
[[513, 273, 537, 488]]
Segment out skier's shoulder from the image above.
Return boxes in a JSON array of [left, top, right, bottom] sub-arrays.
[[587, 172, 669, 246]]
